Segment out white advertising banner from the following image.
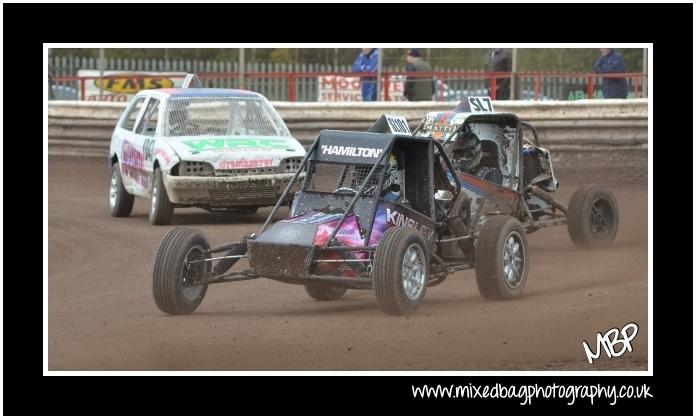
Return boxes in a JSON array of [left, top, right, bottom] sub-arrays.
[[77, 70, 188, 101], [317, 75, 406, 102]]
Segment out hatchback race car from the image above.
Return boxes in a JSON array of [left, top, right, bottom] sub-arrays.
[[108, 76, 305, 224], [151, 99, 619, 315]]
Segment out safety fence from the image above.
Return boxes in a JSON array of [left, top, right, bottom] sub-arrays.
[[50, 71, 645, 102]]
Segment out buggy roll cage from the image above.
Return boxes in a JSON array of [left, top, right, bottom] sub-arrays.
[[258, 130, 462, 249], [520, 121, 540, 147], [428, 112, 527, 195]]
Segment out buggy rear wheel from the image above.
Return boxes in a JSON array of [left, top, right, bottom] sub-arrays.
[[305, 284, 347, 301], [475, 215, 529, 300], [373, 227, 429, 315], [567, 185, 619, 248], [153, 227, 210, 314]]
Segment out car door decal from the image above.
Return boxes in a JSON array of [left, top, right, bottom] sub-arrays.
[[122, 140, 149, 190]]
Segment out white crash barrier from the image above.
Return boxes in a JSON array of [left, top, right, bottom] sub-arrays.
[[48, 99, 647, 157]]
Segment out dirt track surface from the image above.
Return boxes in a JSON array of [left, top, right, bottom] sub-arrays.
[[48, 156, 648, 371]]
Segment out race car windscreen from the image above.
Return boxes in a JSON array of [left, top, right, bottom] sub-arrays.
[[302, 161, 383, 197], [163, 97, 291, 137]]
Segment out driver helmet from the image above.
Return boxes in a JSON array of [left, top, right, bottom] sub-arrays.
[[452, 131, 482, 172]]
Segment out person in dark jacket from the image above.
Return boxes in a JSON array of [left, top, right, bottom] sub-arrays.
[[403, 49, 435, 101], [485, 48, 511, 100], [593, 48, 628, 99], [351, 48, 379, 101]]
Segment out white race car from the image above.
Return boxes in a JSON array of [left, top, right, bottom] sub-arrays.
[[108, 82, 305, 224]]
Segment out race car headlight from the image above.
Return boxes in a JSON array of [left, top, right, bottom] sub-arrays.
[[178, 161, 215, 176]]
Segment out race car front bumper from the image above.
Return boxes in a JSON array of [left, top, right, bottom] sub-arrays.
[[164, 172, 301, 207]]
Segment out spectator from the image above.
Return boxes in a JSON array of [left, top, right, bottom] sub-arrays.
[[351, 48, 379, 101], [403, 48, 435, 101], [593, 48, 628, 99], [484, 48, 512, 100]]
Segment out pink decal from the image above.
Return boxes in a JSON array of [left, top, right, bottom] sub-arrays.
[[121, 141, 148, 189], [154, 148, 171, 165], [219, 159, 274, 169], [281, 207, 391, 278]]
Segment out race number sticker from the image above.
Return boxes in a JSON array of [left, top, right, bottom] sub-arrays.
[[468, 97, 494, 112], [383, 115, 411, 135]]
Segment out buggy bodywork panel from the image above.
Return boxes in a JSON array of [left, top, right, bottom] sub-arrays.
[[247, 129, 450, 286]]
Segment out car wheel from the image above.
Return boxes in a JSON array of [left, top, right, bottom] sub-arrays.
[[239, 207, 258, 215], [373, 226, 429, 315], [149, 168, 174, 225], [305, 284, 347, 301], [153, 227, 210, 315], [475, 215, 529, 300], [108, 162, 134, 217], [567, 185, 619, 248]]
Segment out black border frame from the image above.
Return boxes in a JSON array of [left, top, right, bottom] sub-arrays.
[[17, 2, 693, 416]]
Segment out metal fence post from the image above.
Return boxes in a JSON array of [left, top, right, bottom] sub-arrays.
[[489, 75, 497, 100], [587, 76, 594, 99], [642, 48, 648, 98], [98, 48, 105, 100], [510, 48, 518, 100], [376, 48, 383, 101], [239, 48, 245, 89], [48, 48, 53, 100]]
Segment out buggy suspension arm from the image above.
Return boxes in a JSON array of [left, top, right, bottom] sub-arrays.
[[528, 185, 567, 214], [211, 240, 249, 276]]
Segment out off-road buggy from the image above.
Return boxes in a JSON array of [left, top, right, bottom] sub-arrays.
[[152, 98, 619, 315]]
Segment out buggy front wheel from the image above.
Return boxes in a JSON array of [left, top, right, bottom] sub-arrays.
[[153, 227, 210, 314], [373, 227, 429, 315]]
